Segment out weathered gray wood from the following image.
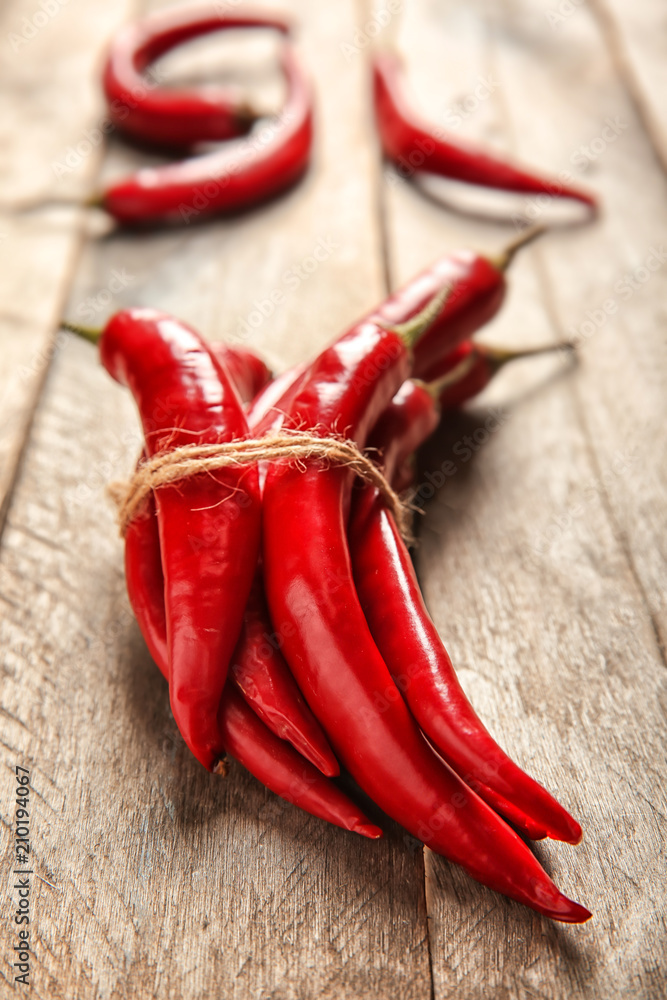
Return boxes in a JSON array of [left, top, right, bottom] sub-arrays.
[[0, 1, 432, 997], [383, 0, 666, 996], [0, 0, 134, 524], [591, 0, 667, 175]]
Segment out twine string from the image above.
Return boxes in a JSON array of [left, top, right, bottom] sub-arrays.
[[108, 430, 416, 542]]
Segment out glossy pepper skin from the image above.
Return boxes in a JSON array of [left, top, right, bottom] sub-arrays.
[[210, 342, 272, 406], [123, 492, 379, 838], [99, 308, 261, 771], [377, 251, 505, 381], [124, 341, 335, 776], [103, 6, 291, 149], [261, 310, 590, 920], [230, 572, 339, 776], [373, 50, 597, 209], [101, 41, 313, 225], [351, 378, 582, 844]]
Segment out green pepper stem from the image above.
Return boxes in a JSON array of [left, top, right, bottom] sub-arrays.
[[483, 340, 574, 372], [490, 224, 548, 272], [425, 352, 479, 399], [385, 285, 451, 348], [60, 320, 102, 345]]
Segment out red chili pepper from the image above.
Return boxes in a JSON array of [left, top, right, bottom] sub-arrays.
[[230, 572, 339, 776], [243, 229, 538, 428], [352, 373, 582, 844], [99, 41, 313, 225], [209, 342, 273, 405], [261, 296, 590, 920], [103, 6, 291, 149], [426, 339, 574, 410], [62, 320, 334, 775], [123, 490, 379, 837], [382, 339, 572, 492], [374, 226, 546, 381], [99, 308, 262, 771], [373, 50, 597, 210], [217, 686, 381, 839]]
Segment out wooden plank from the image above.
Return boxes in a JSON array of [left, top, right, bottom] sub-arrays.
[[383, 0, 667, 996], [590, 0, 667, 175], [0, 1, 433, 997], [0, 0, 136, 526]]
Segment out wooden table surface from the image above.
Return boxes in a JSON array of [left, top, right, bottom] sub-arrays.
[[1, 1, 666, 997]]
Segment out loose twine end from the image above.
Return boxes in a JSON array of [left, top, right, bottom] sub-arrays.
[[107, 429, 417, 544]]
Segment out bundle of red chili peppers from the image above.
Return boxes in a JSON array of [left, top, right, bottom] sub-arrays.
[[68, 223, 590, 924], [66, 4, 598, 924]]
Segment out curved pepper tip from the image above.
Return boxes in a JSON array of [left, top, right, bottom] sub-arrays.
[[317, 757, 341, 779], [548, 896, 593, 925], [354, 822, 384, 840], [549, 814, 583, 846]]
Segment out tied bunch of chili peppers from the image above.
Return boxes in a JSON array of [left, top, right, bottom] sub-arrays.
[[69, 223, 590, 924], [60, 2, 601, 925]]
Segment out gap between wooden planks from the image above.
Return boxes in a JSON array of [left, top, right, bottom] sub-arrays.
[[386, 0, 666, 997]]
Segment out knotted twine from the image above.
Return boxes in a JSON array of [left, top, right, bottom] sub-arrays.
[[107, 429, 417, 543]]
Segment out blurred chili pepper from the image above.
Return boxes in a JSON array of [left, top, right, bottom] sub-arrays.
[[99, 41, 313, 225], [103, 5, 291, 149], [373, 50, 597, 211]]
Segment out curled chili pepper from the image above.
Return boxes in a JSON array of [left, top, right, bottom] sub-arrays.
[[103, 6, 291, 150], [98, 40, 313, 226], [373, 50, 597, 212], [99, 308, 262, 772], [261, 294, 590, 920]]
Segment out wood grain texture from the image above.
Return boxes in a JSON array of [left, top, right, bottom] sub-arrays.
[[0, 0, 134, 525], [384, 0, 666, 996], [1, 0, 666, 996], [590, 0, 667, 175]]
